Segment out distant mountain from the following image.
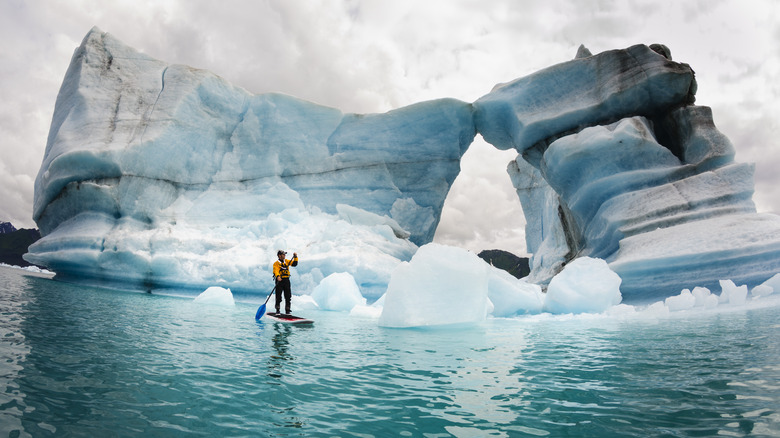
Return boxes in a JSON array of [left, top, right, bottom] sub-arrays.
[[0, 227, 41, 267], [0, 222, 17, 234], [478, 249, 530, 279]]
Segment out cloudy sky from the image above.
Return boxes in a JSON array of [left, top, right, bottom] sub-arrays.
[[1, 0, 778, 256]]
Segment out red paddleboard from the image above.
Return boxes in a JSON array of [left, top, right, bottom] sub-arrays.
[[265, 312, 314, 324]]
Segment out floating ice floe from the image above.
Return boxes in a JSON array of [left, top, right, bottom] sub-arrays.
[[194, 287, 235, 307]]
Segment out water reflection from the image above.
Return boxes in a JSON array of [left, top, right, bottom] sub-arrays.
[[263, 322, 309, 430], [272, 323, 292, 355], [266, 322, 311, 379]]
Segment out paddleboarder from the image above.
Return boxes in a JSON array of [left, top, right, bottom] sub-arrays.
[[273, 250, 298, 314]]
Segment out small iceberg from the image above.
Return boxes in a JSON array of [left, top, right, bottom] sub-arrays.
[[194, 287, 235, 307]]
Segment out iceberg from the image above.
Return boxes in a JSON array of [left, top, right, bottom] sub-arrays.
[[194, 286, 235, 307], [543, 257, 622, 314], [378, 243, 492, 328], [491, 47, 780, 301], [25, 28, 474, 298], [310, 272, 366, 311], [26, 28, 780, 306]]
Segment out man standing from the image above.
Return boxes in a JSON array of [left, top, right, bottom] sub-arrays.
[[273, 250, 298, 314]]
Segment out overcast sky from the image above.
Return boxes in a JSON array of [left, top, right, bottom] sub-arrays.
[[1, 0, 779, 256]]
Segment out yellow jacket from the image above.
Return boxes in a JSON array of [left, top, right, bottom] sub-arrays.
[[273, 255, 298, 279]]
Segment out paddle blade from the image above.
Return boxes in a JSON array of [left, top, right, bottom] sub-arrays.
[[255, 303, 267, 320]]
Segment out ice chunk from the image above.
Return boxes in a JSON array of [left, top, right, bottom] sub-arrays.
[[194, 287, 235, 307], [718, 280, 748, 306], [310, 272, 366, 312], [292, 293, 319, 310], [487, 267, 544, 316], [751, 284, 773, 298], [664, 290, 696, 311], [754, 273, 780, 297], [378, 244, 490, 328], [349, 304, 383, 319], [691, 287, 719, 309], [543, 257, 622, 314]]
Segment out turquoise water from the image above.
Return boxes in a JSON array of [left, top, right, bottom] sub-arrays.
[[1, 266, 779, 437]]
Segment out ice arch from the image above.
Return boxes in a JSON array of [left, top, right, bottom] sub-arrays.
[[25, 29, 780, 300], [432, 137, 527, 255]]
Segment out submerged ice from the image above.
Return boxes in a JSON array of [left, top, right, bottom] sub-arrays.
[[26, 29, 780, 316]]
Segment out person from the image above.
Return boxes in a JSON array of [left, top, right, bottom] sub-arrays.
[[273, 250, 298, 314]]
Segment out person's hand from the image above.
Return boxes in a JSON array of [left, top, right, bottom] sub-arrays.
[[293, 252, 297, 257], [276, 276, 281, 282]]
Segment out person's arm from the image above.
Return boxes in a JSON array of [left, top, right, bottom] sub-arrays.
[[291, 253, 298, 267]]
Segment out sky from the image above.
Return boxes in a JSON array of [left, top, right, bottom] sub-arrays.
[[1, 0, 779, 257]]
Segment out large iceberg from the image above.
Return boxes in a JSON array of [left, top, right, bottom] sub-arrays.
[[26, 29, 780, 304], [25, 28, 473, 298]]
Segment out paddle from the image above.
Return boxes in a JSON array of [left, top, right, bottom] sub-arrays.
[[255, 284, 277, 320]]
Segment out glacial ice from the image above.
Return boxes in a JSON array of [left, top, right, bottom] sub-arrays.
[[369, 242, 780, 327], [310, 272, 366, 311], [377, 244, 620, 327], [194, 286, 235, 307], [26, 28, 780, 312], [473, 44, 695, 154], [487, 268, 544, 317], [543, 257, 622, 314], [25, 28, 471, 298], [378, 244, 492, 328], [751, 274, 780, 298], [504, 103, 780, 300]]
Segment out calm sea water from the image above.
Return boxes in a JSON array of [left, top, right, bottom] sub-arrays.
[[1, 265, 779, 437]]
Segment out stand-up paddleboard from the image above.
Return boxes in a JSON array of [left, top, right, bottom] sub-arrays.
[[264, 312, 314, 324]]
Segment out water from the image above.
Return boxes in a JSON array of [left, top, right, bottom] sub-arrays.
[[1, 266, 779, 437]]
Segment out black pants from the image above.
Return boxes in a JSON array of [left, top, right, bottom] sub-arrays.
[[275, 278, 292, 314]]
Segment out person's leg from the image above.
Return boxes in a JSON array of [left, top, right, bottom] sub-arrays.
[[283, 279, 292, 314], [274, 284, 282, 313]]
